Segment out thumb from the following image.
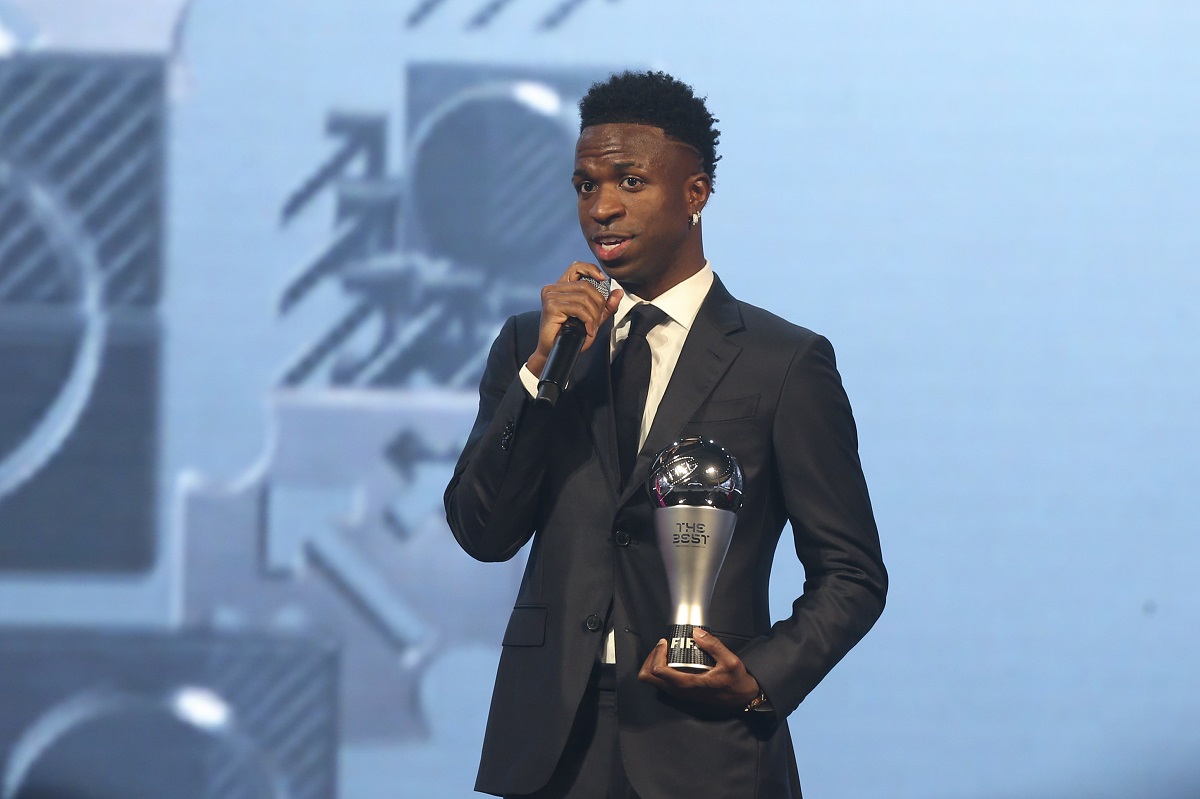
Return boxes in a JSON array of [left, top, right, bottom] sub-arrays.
[[606, 288, 624, 314], [692, 627, 729, 656]]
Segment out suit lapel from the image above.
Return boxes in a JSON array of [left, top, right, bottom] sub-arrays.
[[618, 276, 745, 506], [565, 316, 621, 498]]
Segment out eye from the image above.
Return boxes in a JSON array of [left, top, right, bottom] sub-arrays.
[[575, 180, 595, 195], [620, 176, 643, 189]]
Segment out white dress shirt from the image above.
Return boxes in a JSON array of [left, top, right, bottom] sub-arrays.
[[519, 262, 716, 662]]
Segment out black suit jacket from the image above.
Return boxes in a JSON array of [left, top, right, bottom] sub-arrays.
[[445, 275, 887, 798]]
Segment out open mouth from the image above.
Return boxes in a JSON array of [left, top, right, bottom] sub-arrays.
[[593, 235, 632, 261]]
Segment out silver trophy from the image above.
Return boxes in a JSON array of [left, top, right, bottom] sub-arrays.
[[647, 437, 744, 671]]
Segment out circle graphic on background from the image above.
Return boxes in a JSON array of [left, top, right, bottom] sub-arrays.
[[0, 161, 106, 501]]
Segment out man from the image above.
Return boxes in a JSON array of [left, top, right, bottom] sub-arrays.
[[445, 71, 886, 798]]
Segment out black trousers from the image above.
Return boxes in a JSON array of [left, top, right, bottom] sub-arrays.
[[504, 664, 640, 799]]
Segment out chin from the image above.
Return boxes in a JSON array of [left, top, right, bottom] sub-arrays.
[[597, 260, 630, 280]]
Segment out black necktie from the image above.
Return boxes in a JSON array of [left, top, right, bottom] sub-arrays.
[[612, 303, 670, 487]]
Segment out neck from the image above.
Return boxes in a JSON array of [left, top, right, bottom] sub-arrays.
[[628, 254, 705, 301]]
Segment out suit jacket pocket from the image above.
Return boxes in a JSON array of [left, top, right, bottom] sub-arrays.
[[709, 629, 752, 655], [502, 605, 547, 647], [692, 394, 760, 423]]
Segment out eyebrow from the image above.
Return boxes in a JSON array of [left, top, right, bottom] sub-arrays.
[[573, 160, 645, 178]]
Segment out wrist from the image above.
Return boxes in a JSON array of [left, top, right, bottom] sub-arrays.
[[743, 690, 772, 713], [525, 353, 547, 379], [740, 676, 770, 713]]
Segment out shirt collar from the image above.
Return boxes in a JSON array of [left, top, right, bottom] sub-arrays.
[[613, 261, 714, 332]]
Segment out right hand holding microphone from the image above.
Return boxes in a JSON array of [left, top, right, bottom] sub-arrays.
[[528, 262, 623, 406]]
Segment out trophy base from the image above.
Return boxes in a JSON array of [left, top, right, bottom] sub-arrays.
[[665, 623, 715, 671]]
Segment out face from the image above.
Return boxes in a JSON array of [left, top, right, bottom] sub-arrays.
[[572, 123, 710, 300]]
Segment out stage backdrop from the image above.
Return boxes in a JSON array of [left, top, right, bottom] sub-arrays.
[[0, 1, 1196, 797]]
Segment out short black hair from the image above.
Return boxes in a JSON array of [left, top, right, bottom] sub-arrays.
[[579, 70, 721, 191]]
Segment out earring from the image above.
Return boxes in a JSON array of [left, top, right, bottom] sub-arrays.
[[689, 210, 701, 228]]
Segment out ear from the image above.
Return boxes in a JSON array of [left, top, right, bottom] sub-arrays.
[[685, 172, 712, 215]]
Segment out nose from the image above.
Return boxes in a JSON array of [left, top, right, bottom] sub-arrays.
[[588, 184, 624, 225]]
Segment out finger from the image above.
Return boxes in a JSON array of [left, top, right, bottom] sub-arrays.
[[691, 627, 728, 654], [644, 642, 702, 691], [646, 648, 708, 692], [543, 286, 608, 331], [544, 292, 605, 324], [605, 288, 624, 315], [638, 639, 670, 687], [692, 628, 740, 670], [552, 263, 615, 329], [584, 287, 623, 345], [544, 277, 609, 310], [559, 261, 608, 284], [691, 629, 761, 706]]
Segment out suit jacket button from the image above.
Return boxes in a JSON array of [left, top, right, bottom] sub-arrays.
[[614, 530, 631, 547], [585, 614, 602, 632]]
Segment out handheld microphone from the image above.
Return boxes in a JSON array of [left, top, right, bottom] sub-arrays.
[[536, 275, 611, 407]]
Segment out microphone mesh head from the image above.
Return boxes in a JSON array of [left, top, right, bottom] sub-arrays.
[[578, 275, 611, 299]]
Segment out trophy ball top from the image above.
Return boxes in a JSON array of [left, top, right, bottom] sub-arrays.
[[647, 437, 744, 511]]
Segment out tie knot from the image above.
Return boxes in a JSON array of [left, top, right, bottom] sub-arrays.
[[625, 304, 669, 340]]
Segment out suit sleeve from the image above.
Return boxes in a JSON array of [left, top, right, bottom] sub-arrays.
[[444, 315, 555, 562], [738, 334, 887, 721]]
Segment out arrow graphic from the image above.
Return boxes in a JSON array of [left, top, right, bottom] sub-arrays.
[[264, 483, 429, 651], [281, 112, 388, 224]]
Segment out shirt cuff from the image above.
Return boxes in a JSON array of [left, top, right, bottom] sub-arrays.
[[518, 364, 539, 398]]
